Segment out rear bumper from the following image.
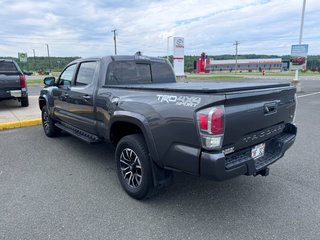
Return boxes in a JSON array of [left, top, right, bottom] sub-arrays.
[[200, 124, 297, 181], [0, 89, 27, 100]]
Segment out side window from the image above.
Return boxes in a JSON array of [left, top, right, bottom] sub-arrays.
[[75, 61, 97, 86], [59, 64, 76, 86]]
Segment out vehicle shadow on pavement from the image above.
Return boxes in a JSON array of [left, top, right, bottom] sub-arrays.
[[55, 129, 277, 202], [56, 129, 278, 213], [0, 99, 21, 109]]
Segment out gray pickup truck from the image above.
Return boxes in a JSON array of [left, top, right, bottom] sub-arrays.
[[0, 59, 29, 107], [39, 55, 297, 199]]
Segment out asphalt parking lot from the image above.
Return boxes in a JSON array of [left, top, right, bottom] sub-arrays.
[[1, 79, 320, 240]]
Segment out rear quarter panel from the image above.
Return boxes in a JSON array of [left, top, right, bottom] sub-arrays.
[[96, 87, 225, 174]]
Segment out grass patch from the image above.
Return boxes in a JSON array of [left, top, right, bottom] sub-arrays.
[[186, 75, 244, 80], [234, 71, 320, 77], [51, 72, 61, 77], [26, 79, 43, 85]]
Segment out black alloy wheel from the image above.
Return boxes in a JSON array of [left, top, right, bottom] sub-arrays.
[[115, 134, 154, 199]]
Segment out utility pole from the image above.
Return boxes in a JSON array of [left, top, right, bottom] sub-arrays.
[[33, 49, 36, 72], [292, 0, 306, 92], [45, 44, 51, 74], [167, 36, 172, 61], [111, 29, 117, 55], [233, 41, 240, 73]]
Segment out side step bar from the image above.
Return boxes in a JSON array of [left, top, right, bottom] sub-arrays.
[[55, 122, 101, 144]]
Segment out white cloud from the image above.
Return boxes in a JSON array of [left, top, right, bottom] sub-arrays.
[[0, 0, 319, 57]]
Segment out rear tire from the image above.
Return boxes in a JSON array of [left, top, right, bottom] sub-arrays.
[[41, 106, 60, 137], [21, 96, 29, 107], [115, 134, 154, 200]]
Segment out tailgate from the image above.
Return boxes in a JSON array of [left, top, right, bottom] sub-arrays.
[[223, 86, 296, 152], [0, 75, 21, 90]]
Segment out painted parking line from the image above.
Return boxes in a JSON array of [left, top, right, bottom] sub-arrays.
[[297, 92, 320, 98]]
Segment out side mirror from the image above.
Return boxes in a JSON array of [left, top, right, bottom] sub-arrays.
[[44, 77, 55, 86], [23, 70, 32, 76]]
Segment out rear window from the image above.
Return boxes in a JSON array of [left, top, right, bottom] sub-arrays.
[[151, 62, 175, 83], [105, 60, 175, 85], [106, 61, 152, 85], [0, 62, 18, 73]]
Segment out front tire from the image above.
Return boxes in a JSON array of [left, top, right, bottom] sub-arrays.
[[115, 134, 154, 200], [41, 106, 60, 137]]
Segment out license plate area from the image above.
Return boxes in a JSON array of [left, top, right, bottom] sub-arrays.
[[251, 143, 265, 159]]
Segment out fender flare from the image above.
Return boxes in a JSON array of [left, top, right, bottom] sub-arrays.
[[39, 94, 54, 116], [109, 111, 161, 167]]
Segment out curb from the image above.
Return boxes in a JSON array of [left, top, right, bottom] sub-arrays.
[[0, 118, 42, 131]]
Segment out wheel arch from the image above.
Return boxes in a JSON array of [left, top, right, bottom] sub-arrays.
[[39, 96, 47, 110], [39, 94, 54, 116], [109, 111, 160, 166]]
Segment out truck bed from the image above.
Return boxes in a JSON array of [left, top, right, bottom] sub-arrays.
[[103, 81, 289, 93]]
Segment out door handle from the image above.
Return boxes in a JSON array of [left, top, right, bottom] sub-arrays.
[[264, 102, 277, 115], [83, 95, 91, 101], [64, 93, 69, 97]]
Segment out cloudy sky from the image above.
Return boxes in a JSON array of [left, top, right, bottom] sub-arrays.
[[0, 0, 319, 57]]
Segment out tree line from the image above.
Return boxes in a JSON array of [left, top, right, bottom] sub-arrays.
[[0, 56, 79, 73], [1, 54, 320, 73]]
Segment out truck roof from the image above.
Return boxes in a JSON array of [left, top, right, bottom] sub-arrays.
[[0, 59, 15, 62], [69, 55, 168, 65]]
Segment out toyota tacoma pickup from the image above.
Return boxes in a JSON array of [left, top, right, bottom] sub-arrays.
[[39, 55, 297, 199], [0, 59, 29, 107]]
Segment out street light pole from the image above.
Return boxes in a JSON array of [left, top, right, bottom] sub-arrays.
[[33, 49, 36, 71], [293, 0, 306, 92], [167, 36, 172, 61], [111, 29, 117, 55], [45, 44, 51, 74], [233, 41, 240, 74]]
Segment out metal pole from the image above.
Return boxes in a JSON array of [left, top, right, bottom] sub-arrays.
[[293, 0, 306, 92], [167, 36, 172, 61], [46, 44, 51, 74], [33, 49, 36, 71], [233, 41, 240, 74], [111, 29, 117, 55], [299, 0, 306, 44]]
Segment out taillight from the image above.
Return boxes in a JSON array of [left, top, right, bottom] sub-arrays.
[[20, 75, 26, 88], [199, 114, 208, 130], [196, 106, 224, 150], [210, 107, 224, 134]]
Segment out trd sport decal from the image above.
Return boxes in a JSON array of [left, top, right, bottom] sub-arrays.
[[156, 95, 201, 107]]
